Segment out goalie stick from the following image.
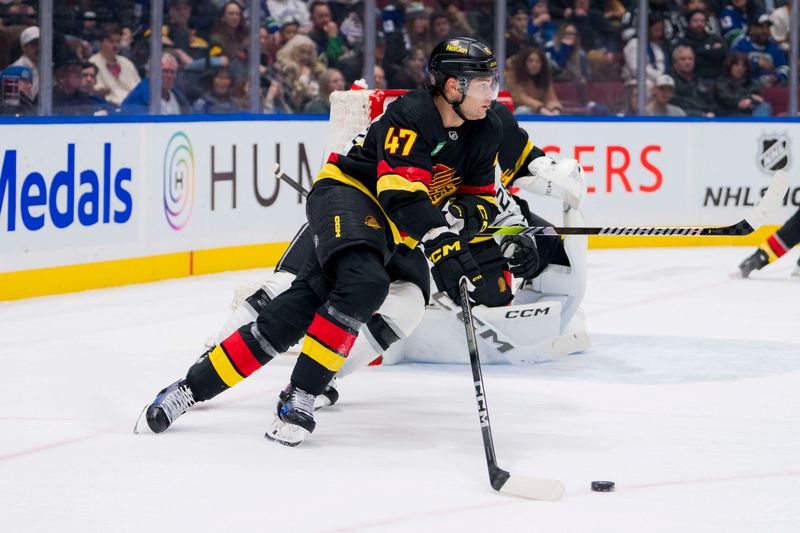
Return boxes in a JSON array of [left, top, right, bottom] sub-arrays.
[[457, 279, 566, 501], [478, 170, 790, 238]]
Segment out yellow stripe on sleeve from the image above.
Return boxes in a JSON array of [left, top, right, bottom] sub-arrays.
[[503, 139, 534, 186], [209, 345, 245, 387], [377, 174, 429, 195], [302, 335, 347, 372]]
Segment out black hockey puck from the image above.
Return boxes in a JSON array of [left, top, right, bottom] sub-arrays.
[[591, 481, 615, 492]]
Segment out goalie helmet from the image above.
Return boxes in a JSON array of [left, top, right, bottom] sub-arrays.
[[428, 37, 498, 92]]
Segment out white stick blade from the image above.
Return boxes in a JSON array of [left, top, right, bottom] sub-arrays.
[[745, 170, 790, 229], [498, 475, 565, 501]]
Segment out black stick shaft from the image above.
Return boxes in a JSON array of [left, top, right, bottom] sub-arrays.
[[273, 164, 309, 197], [458, 280, 510, 491]]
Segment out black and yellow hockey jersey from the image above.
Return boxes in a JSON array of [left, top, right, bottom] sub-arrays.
[[316, 89, 502, 246]]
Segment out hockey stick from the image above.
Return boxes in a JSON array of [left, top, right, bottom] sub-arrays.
[[478, 170, 790, 238], [272, 163, 309, 197], [457, 279, 566, 501]]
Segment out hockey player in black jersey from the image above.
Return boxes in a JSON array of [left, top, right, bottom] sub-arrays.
[[136, 37, 510, 445], [134, 79, 589, 440], [739, 206, 800, 278]]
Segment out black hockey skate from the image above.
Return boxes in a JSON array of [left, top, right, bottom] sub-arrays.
[[738, 249, 770, 278], [265, 384, 316, 446], [313, 377, 339, 410], [134, 379, 196, 434]]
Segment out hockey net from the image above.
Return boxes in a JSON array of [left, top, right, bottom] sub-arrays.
[[325, 89, 408, 158]]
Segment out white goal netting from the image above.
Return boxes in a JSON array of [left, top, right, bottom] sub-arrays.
[[324, 89, 408, 158]]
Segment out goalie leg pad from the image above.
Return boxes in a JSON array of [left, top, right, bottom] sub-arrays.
[[513, 208, 587, 331], [339, 280, 426, 374]]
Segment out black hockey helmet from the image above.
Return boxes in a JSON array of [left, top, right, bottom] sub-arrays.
[[428, 37, 498, 90], [427, 37, 498, 119]]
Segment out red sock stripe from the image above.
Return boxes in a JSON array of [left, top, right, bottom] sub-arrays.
[[307, 313, 357, 354], [767, 234, 788, 257], [221, 330, 262, 377]]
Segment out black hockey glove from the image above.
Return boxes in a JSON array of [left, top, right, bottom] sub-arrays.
[[424, 232, 484, 304], [448, 196, 496, 239], [500, 234, 539, 279]]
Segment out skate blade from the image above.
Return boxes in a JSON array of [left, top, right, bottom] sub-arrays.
[[133, 405, 153, 435], [313, 396, 332, 411], [265, 416, 311, 447]]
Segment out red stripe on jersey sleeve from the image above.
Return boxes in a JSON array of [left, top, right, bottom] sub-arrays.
[[221, 330, 262, 377], [456, 183, 496, 195], [377, 160, 432, 184], [307, 314, 357, 353]]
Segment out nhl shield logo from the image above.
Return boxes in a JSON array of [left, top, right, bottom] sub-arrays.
[[449, 130, 458, 141], [757, 133, 791, 174]]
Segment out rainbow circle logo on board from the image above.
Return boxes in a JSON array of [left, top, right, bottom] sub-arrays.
[[163, 132, 195, 230]]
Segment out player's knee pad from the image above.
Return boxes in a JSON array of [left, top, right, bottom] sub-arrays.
[[328, 247, 390, 322]]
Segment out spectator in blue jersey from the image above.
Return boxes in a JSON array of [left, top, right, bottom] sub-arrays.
[[121, 52, 191, 115], [713, 51, 771, 116], [730, 15, 788, 87], [720, 0, 762, 45], [528, 0, 555, 48], [0, 65, 36, 115]]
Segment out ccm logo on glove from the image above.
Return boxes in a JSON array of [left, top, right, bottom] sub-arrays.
[[428, 240, 462, 263]]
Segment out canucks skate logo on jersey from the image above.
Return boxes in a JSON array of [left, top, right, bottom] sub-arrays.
[[757, 133, 791, 175], [429, 164, 462, 205], [163, 132, 196, 230]]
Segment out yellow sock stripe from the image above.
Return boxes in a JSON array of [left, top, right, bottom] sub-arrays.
[[759, 242, 779, 263], [302, 335, 347, 372], [209, 345, 245, 387]]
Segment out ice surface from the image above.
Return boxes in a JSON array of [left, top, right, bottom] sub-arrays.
[[1, 247, 798, 532]]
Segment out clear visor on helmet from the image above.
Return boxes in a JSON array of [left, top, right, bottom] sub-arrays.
[[461, 72, 500, 101]]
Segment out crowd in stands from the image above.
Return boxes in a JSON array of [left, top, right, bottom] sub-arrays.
[[0, 0, 796, 117]]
